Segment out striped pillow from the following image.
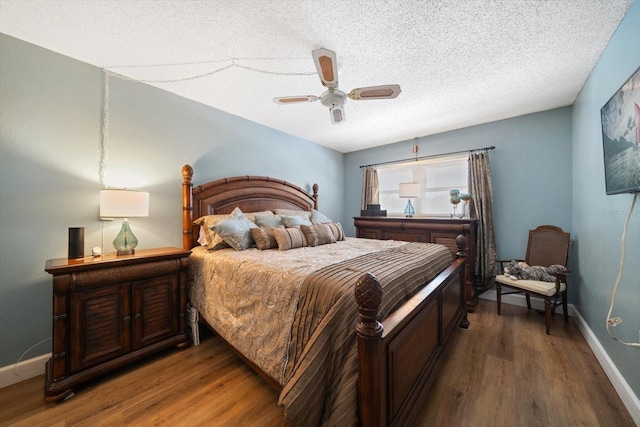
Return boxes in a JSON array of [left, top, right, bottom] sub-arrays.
[[272, 227, 308, 251], [326, 222, 345, 241], [250, 226, 283, 250], [300, 224, 336, 247]]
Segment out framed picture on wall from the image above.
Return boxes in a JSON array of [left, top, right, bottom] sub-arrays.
[[600, 65, 640, 195]]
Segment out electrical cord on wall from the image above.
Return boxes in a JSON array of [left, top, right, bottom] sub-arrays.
[[12, 337, 52, 376], [605, 192, 639, 349]]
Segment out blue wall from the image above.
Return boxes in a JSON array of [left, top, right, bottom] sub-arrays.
[[1, 2, 638, 406], [343, 0, 640, 406], [344, 107, 573, 265], [0, 34, 343, 367], [572, 0, 640, 398]]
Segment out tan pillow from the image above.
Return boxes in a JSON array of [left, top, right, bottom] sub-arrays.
[[250, 226, 283, 250], [244, 210, 275, 223], [326, 222, 345, 241], [193, 214, 232, 250], [273, 209, 312, 219], [272, 227, 308, 251], [193, 207, 256, 250], [300, 224, 336, 247]]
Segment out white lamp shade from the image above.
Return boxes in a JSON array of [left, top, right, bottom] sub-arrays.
[[399, 182, 420, 198], [100, 189, 149, 218]]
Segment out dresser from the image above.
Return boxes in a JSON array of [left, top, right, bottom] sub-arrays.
[[354, 217, 478, 307], [44, 247, 191, 401]]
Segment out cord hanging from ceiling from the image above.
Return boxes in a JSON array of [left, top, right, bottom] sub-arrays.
[[99, 69, 110, 188], [97, 57, 315, 185], [104, 57, 317, 84]]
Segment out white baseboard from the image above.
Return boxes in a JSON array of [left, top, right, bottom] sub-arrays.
[[0, 353, 49, 389], [571, 308, 640, 425], [480, 291, 640, 425]]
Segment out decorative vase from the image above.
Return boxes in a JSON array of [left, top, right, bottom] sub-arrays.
[[449, 190, 461, 218]]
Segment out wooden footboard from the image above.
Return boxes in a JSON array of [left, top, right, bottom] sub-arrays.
[[356, 235, 468, 427]]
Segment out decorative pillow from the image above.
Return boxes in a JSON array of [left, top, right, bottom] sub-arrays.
[[273, 209, 312, 219], [281, 214, 312, 228], [272, 227, 308, 251], [503, 260, 568, 282], [193, 214, 233, 250], [244, 210, 275, 223], [326, 222, 346, 241], [250, 225, 283, 250], [254, 214, 283, 227], [197, 226, 208, 246], [300, 224, 337, 247], [310, 208, 333, 224], [213, 214, 258, 251]]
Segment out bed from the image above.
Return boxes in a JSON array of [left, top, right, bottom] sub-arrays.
[[181, 165, 469, 427]]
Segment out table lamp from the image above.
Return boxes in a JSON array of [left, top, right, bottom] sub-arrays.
[[399, 182, 419, 218], [100, 189, 149, 255]]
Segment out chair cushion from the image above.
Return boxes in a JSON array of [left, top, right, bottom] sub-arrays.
[[495, 274, 566, 296]]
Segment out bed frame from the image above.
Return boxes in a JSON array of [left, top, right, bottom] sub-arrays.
[[181, 165, 469, 426]]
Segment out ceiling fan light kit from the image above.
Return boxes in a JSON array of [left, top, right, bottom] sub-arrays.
[[273, 47, 401, 124]]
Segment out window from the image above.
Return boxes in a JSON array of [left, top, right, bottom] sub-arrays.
[[377, 155, 469, 217]]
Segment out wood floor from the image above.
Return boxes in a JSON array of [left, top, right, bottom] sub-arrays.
[[0, 299, 634, 426]]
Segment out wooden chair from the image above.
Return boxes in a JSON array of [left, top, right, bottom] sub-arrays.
[[495, 225, 571, 334]]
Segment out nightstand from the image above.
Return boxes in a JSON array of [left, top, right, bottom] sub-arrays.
[[44, 247, 191, 401]]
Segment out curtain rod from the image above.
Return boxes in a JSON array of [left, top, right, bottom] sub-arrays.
[[359, 145, 496, 169]]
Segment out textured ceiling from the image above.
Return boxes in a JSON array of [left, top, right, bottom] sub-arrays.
[[0, 0, 633, 153]]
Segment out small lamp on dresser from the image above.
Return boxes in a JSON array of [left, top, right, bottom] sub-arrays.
[[399, 182, 419, 218], [100, 189, 149, 255]]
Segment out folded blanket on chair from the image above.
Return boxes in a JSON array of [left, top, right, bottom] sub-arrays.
[[503, 261, 567, 282]]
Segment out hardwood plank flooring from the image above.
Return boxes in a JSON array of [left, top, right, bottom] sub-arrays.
[[0, 300, 634, 426]]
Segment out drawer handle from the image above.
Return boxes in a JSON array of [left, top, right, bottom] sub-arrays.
[[124, 315, 131, 323], [135, 313, 142, 320]]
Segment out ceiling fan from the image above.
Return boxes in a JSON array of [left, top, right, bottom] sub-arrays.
[[273, 48, 401, 124]]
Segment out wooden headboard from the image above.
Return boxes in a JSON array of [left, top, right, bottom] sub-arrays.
[[181, 164, 319, 250]]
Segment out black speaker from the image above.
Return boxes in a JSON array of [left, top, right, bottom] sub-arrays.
[[68, 227, 84, 259]]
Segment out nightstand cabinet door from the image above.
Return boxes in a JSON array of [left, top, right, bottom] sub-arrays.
[[132, 275, 178, 350], [70, 284, 131, 373]]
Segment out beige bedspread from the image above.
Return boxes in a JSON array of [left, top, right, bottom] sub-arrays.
[[189, 238, 408, 382], [189, 238, 453, 426]]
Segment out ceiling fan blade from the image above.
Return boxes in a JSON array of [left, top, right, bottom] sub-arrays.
[[330, 105, 345, 124], [347, 84, 401, 100], [312, 48, 339, 89], [273, 95, 319, 104]]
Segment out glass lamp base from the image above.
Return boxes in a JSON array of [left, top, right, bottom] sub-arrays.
[[116, 248, 135, 256], [113, 219, 138, 255], [404, 199, 415, 218]]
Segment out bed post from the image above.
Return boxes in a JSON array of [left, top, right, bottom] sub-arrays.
[[182, 164, 194, 250], [312, 183, 319, 210], [355, 272, 384, 427], [456, 234, 470, 329]]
